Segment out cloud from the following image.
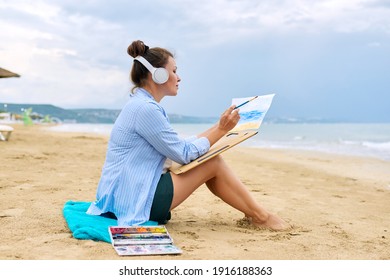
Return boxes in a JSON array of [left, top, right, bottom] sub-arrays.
[[367, 41, 382, 47], [163, 0, 390, 44], [0, 0, 60, 21], [1, 0, 389, 121]]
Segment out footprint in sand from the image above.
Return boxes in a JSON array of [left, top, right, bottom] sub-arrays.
[[0, 208, 25, 218], [180, 231, 200, 240]]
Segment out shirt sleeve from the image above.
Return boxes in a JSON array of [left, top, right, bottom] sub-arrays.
[[184, 135, 198, 143], [135, 102, 210, 164]]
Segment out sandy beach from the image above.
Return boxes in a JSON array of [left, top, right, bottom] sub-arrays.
[[1, 124, 389, 260]]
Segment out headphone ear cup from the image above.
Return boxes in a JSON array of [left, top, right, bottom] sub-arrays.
[[152, 68, 169, 84]]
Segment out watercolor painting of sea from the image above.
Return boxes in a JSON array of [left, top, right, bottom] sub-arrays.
[[231, 94, 275, 132]]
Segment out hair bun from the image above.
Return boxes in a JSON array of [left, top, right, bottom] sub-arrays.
[[127, 40, 149, 58]]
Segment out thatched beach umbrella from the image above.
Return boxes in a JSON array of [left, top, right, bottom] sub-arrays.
[[0, 67, 20, 78]]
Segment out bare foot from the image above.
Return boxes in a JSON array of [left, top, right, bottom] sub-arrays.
[[251, 214, 291, 231]]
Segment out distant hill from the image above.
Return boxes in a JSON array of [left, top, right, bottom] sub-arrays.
[[0, 103, 218, 124]]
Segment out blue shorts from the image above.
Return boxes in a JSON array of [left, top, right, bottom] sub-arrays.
[[100, 172, 174, 224]]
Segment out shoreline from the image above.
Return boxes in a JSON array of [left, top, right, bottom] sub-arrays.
[[41, 122, 390, 162], [1, 124, 389, 260]]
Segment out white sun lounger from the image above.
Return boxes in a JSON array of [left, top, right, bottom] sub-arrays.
[[0, 125, 14, 141]]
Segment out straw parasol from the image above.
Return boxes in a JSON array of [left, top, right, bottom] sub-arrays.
[[0, 67, 20, 78]]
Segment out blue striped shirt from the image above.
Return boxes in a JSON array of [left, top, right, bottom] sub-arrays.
[[87, 88, 210, 225]]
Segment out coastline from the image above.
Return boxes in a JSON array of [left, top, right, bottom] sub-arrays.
[[1, 124, 389, 260]]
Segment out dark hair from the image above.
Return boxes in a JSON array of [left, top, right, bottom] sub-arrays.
[[127, 40, 173, 90]]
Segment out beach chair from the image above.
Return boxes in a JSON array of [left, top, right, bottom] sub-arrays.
[[0, 124, 13, 141]]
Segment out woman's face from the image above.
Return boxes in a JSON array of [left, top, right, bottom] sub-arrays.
[[161, 56, 181, 97]]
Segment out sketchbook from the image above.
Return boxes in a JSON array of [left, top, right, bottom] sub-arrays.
[[108, 225, 182, 256], [170, 94, 275, 174]]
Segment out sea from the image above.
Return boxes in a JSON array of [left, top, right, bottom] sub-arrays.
[[46, 122, 390, 162]]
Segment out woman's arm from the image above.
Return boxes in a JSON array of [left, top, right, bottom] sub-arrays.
[[198, 105, 240, 146], [135, 102, 210, 164]]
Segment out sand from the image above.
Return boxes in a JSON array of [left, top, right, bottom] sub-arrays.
[[1, 124, 389, 260]]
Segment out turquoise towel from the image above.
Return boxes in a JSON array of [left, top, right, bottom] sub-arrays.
[[63, 200, 158, 243], [63, 200, 116, 243]]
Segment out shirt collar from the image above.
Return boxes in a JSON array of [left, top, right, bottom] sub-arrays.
[[134, 87, 156, 102]]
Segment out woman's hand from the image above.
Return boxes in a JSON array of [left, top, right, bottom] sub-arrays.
[[218, 105, 240, 133], [198, 105, 241, 147]]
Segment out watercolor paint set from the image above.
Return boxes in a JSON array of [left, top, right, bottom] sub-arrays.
[[108, 225, 182, 256]]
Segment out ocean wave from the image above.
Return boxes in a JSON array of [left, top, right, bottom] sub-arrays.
[[45, 123, 113, 135], [362, 141, 390, 150]]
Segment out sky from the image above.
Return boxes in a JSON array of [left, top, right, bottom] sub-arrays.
[[1, 0, 390, 122]]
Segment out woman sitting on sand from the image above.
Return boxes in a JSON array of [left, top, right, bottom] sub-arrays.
[[87, 40, 289, 231]]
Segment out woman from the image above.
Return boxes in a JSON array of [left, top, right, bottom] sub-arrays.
[[87, 40, 289, 231]]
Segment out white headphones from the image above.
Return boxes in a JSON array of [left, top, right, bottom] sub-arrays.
[[134, 56, 169, 84]]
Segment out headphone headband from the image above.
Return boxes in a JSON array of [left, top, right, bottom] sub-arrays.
[[134, 56, 169, 84], [134, 56, 154, 73]]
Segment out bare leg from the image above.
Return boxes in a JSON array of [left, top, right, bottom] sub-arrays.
[[170, 155, 290, 231]]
